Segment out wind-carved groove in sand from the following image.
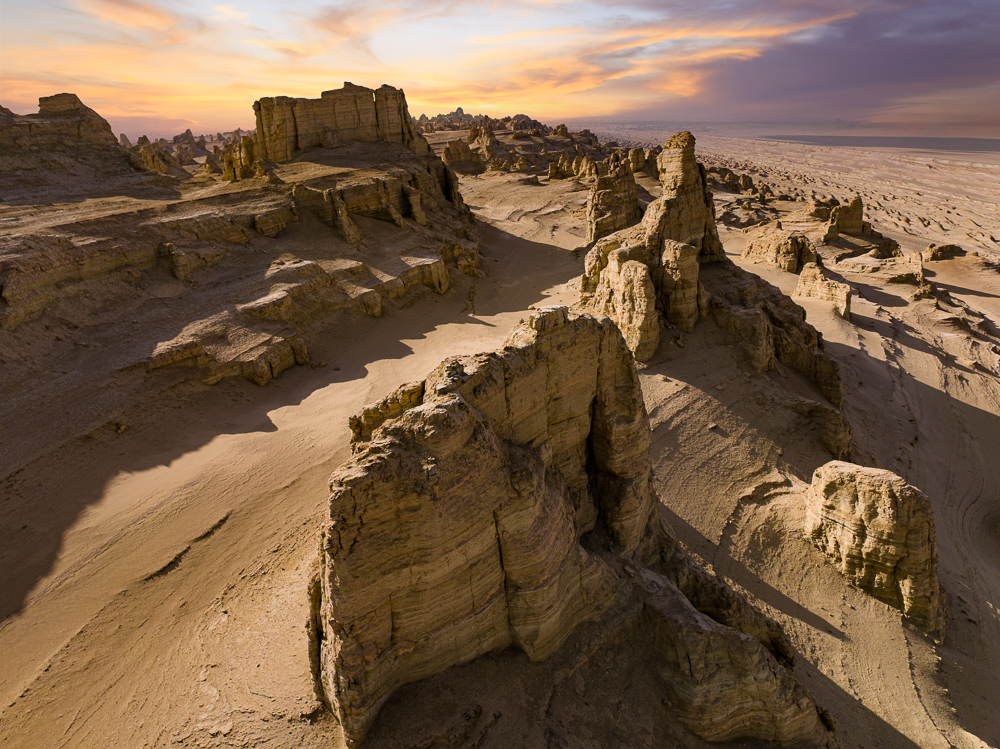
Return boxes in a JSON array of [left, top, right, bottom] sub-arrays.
[[143, 511, 231, 581]]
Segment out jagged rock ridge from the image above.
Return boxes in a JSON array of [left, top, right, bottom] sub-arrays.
[[580, 132, 845, 414], [316, 307, 835, 747]]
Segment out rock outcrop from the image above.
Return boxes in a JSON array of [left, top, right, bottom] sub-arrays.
[[710, 263, 845, 408], [804, 461, 942, 632], [829, 196, 865, 235], [580, 132, 725, 356], [921, 243, 966, 261], [580, 133, 845, 412], [0, 93, 140, 194], [585, 165, 642, 243], [128, 141, 189, 178], [254, 82, 430, 164], [316, 308, 835, 746], [795, 263, 852, 319], [742, 228, 818, 273]]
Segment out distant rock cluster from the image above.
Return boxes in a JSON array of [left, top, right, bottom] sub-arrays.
[[414, 106, 549, 135]]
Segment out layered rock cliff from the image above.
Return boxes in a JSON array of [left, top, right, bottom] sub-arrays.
[[585, 165, 642, 243], [254, 82, 431, 163], [316, 307, 836, 747], [804, 461, 942, 632]]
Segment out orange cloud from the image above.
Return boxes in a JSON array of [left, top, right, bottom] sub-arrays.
[[74, 0, 180, 30]]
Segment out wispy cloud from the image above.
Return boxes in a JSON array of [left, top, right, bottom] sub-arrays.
[[1, 0, 996, 137]]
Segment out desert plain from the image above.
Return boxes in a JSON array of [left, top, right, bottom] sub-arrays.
[[0, 84, 998, 749]]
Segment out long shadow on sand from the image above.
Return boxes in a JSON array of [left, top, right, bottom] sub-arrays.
[[0, 222, 582, 623], [825, 337, 1000, 747]]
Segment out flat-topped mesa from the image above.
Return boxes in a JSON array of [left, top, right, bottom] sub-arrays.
[[317, 308, 835, 747], [0, 94, 116, 150], [253, 82, 431, 164], [805, 461, 943, 632]]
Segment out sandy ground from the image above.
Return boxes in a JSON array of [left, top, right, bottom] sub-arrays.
[[2, 135, 1000, 748]]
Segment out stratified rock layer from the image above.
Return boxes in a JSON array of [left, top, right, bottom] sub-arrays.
[[585, 165, 642, 243], [255, 82, 430, 163], [804, 461, 942, 631], [317, 308, 834, 747]]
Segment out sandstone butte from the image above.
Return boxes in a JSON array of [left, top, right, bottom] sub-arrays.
[[315, 307, 836, 747]]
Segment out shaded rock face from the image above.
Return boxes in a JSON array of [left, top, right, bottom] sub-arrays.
[[795, 263, 852, 319], [742, 228, 818, 273], [0, 93, 139, 194], [317, 308, 835, 747], [709, 263, 845, 410], [254, 82, 430, 164], [585, 165, 642, 243], [804, 461, 942, 631]]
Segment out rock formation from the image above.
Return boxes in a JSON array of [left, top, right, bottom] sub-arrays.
[[922, 243, 966, 261], [0, 93, 140, 194], [316, 308, 835, 746], [580, 132, 725, 356], [742, 228, 818, 273], [579, 133, 845, 412], [709, 263, 845, 408], [585, 165, 642, 243], [829, 195, 865, 235], [129, 141, 189, 178], [795, 263, 852, 319], [804, 461, 942, 631], [441, 137, 484, 173], [254, 82, 430, 163]]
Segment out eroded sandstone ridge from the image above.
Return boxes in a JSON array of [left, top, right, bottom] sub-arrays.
[[316, 307, 835, 747], [804, 461, 942, 631], [580, 133, 844, 416]]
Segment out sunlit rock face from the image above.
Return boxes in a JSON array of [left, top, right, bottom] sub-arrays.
[[805, 461, 943, 632], [255, 82, 431, 163], [316, 308, 836, 748]]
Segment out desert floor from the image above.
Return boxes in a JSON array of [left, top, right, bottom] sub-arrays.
[[1, 133, 999, 748]]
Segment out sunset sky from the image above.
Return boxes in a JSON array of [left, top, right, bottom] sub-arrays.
[[2, 0, 998, 139]]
